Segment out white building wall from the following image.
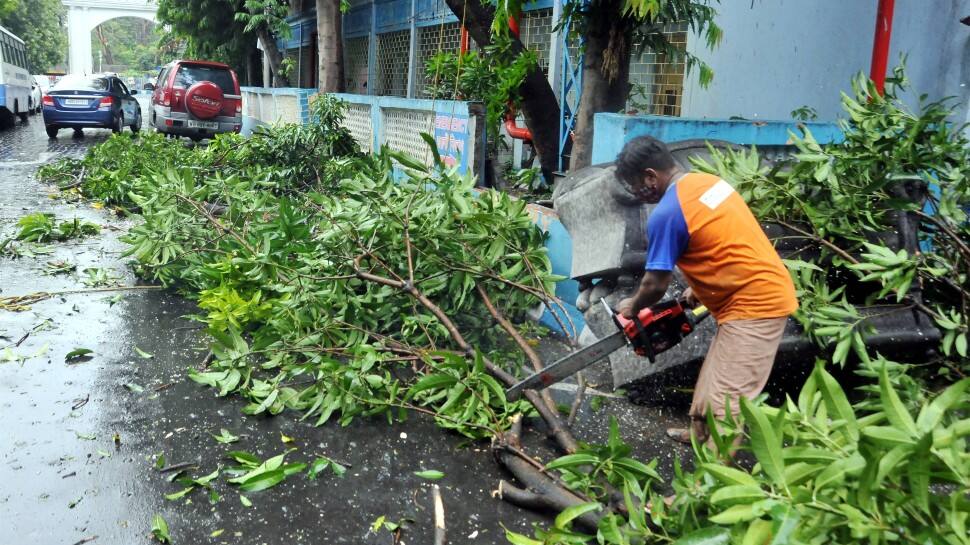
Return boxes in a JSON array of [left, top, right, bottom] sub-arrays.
[[680, 0, 970, 123]]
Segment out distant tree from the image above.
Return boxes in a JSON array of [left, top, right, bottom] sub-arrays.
[[91, 18, 172, 73], [0, 0, 18, 20], [157, 0, 262, 84], [235, 0, 292, 87], [0, 0, 67, 73]]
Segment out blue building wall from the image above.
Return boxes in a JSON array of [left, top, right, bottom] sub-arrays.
[[590, 114, 843, 165], [680, 0, 970, 125]]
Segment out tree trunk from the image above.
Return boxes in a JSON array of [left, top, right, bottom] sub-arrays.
[[95, 26, 114, 65], [442, 0, 561, 182], [256, 26, 290, 87], [570, 2, 631, 170], [316, 0, 344, 92]]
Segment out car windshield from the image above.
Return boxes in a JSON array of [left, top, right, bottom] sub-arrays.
[[52, 75, 108, 92], [175, 65, 235, 94]]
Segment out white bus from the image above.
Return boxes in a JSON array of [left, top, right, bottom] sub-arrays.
[[0, 25, 31, 127]]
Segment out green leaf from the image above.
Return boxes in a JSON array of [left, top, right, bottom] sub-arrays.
[[702, 463, 759, 487], [553, 502, 601, 529], [740, 397, 786, 485], [815, 363, 858, 440], [134, 346, 154, 359], [237, 468, 286, 492], [504, 529, 543, 545], [150, 514, 171, 543], [544, 453, 600, 470], [916, 378, 970, 430], [768, 504, 800, 545], [709, 485, 765, 506], [164, 486, 194, 501], [226, 451, 260, 466], [908, 433, 932, 513], [211, 429, 240, 444], [239, 495, 252, 507], [413, 470, 444, 480], [65, 348, 93, 361], [419, 132, 442, 166], [741, 520, 773, 545], [672, 526, 731, 545], [709, 504, 760, 525], [814, 453, 865, 491], [879, 364, 917, 437]]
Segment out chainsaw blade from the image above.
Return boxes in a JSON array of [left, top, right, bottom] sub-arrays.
[[506, 330, 627, 400]]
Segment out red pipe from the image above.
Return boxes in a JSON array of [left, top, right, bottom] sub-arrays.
[[504, 112, 532, 141], [459, 26, 470, 54], [503, 14, 532, 142], [869, 0, 895, 95]]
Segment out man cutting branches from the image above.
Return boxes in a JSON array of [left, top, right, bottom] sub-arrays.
[[614, 136, 798, 446]]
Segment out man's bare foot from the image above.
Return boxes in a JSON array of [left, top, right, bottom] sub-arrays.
[[666, 427, 692, 444]]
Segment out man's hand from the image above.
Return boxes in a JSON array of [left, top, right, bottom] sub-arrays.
[[682, 287, 698, 307], [617, 297, 637, 319]]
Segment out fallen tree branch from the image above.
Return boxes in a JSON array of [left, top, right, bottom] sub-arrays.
[[432, 484, 446, 545], [476, 284, 558, 414]]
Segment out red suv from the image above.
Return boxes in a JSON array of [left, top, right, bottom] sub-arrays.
[[151, 60, 242, 141]]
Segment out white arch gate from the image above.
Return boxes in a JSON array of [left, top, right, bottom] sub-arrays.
[[62, 0, 158, 75]]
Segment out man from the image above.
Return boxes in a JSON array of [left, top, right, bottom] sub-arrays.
[[614, 136, 797, 445]]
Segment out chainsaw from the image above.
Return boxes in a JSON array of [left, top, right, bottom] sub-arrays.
[[506, 299, 710, 400]]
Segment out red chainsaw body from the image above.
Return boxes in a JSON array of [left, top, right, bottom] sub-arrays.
[[612, 299, 701, 362]]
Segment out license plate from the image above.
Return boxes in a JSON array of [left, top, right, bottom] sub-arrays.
[[64, 99, 88, 106], [187, 120, 218, 129]]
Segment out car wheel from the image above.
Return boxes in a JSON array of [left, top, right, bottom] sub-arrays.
[[18, 111, 28, 123], [112, 114, 123, 134], [45, 126, 58, 139], [131, 110, 142, 135]]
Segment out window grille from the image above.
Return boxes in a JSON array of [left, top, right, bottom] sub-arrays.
[[344, 36, 370, 94], [375, 30, 411, 97], [520, 8, 553, 74], [414, 23, 462, 97], [627, 22, 688, 116]]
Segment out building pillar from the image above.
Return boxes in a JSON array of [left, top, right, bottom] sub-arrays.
[[67, 7, 94, 74], [262, 49, 271, 87], [367, 0, 377, 95], [405, 0, 418, 98], [547, 0, 564, 98]]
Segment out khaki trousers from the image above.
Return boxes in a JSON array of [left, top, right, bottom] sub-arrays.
[[689, 316, 787, 423]]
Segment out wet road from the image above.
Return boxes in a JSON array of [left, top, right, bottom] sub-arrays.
[[0, 118, 693, 545]]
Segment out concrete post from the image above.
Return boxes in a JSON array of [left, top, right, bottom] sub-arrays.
[[263, 49, 271, 88], [367, 0, 377, 95], [405, 0, 418, 98], [67, 7, 94, 74], [547, 0, 563, 98]]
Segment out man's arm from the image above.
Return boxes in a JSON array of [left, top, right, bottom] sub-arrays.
[[617, 270, 672, 318]]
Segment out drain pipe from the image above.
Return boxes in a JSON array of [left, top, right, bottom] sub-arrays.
[[869, 0, 895, 95]]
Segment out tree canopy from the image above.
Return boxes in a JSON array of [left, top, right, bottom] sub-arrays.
[[0, 0, 67, 73], [157, 0, 258, 74]]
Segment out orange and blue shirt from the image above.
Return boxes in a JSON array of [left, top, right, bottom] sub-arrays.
[[646, 172, 798, 323]]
